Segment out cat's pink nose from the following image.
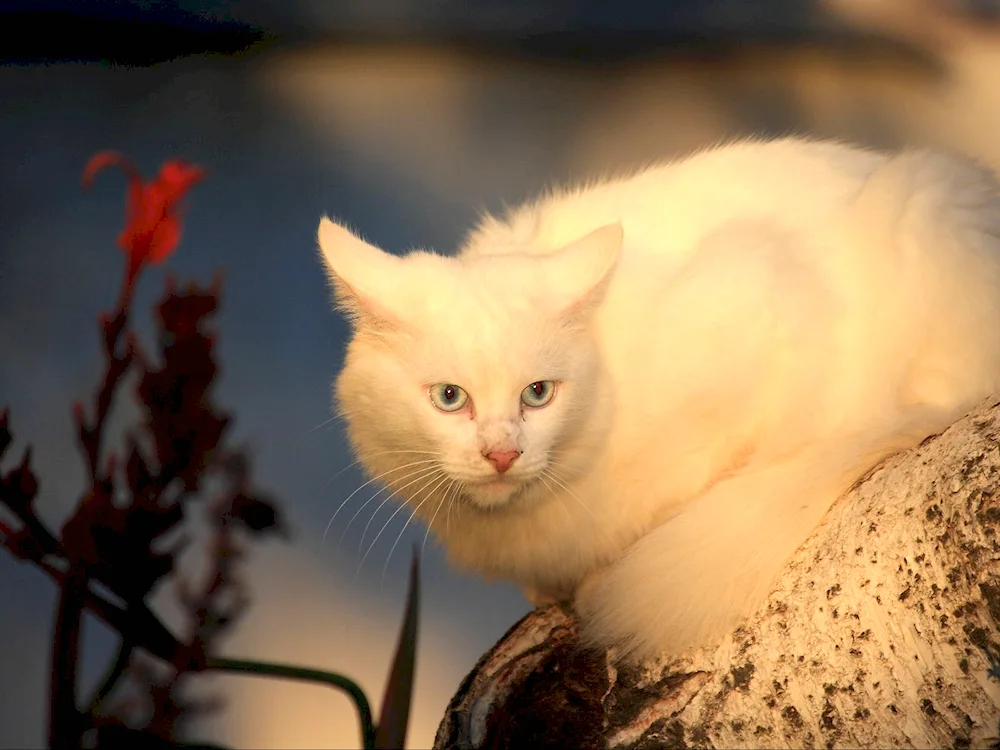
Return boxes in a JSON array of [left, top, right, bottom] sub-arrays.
[[485, 449, 521, 474]]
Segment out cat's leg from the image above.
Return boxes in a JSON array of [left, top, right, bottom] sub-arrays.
[[573, 423, 949, 663], [574, 447, 856, 661]]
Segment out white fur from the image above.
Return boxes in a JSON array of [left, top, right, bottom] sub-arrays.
[[317, 137, 1000, 661]]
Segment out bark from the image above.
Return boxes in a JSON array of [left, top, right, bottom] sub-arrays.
[[435, 397, 1000, 750]]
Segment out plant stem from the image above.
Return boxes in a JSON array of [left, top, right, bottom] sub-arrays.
[[205, 657, 375, 749], [49, 567, 87, 749], [36, 557, 185, 664], [85, 636, 133, 716]]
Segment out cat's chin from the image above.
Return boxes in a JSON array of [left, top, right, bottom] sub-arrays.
[[463, 478, 528, 510]]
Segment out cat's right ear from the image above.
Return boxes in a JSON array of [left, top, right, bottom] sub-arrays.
[[316, 217, 402, 329]]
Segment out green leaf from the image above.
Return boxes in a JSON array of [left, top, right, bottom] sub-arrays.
[[205, 657, 374, 748], [374, 548, 420, 749]]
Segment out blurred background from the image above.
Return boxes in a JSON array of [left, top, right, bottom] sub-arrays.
[[2, 1, 1000, 747]]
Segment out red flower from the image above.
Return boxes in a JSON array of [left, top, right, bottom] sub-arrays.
[[83, 152, 205, 304]]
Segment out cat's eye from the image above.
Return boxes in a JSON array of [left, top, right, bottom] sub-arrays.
[[521, 380, 556, 408], [429, 383, 469, 412]]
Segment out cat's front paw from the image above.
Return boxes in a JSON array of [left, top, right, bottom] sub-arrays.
[[572, 565, 649, 656], [572, 533, 763, 663], [574, 562, 690, 663]]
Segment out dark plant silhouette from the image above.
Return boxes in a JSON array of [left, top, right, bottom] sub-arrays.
[[0, 153, 419, 749]]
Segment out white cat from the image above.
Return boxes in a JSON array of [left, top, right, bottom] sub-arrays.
[[317, 137, 1000, 662]]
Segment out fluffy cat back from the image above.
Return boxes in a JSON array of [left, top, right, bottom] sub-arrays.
[[462, 137, 884, 260]]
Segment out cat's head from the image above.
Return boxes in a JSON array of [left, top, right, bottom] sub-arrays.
[[317, 217, 621, 517]]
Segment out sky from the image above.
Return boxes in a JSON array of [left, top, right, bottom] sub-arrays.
[[3, 3, 1000, 749]]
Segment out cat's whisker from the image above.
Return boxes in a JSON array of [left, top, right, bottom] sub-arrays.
[[305, 414, 342, 434], [319, 458, 364, 494], [323, 459, 441, 550], [537, 472, 572, 523], [422, 479, 459, 556], [378, 473, 455, 585], [542, 467, 608, 534], [544, 467, 617, 546], [541, 467, 585, 506], [321, 459, 440, 551], [544, 454, 584, 483], [327, 406, 383, 420], [305, 407, 418, 435], [355, 465, 444, 557], [320, 449, 441, 492], [305, 427, 431, 494], [445, 483, 462, 535], [334, 408, 432, 432], [354, 469, 447, 578]]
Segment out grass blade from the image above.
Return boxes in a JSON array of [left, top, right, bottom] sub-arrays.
[[373, 547, 420, 749]]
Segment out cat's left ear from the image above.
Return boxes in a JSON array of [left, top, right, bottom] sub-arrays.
[[544, 222, 624, 316]]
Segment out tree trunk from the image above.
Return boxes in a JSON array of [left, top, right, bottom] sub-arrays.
[[435, 397, 1000, 749]]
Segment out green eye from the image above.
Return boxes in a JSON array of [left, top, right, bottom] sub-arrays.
[[521, 380, 556, 408], [429, 383, 469, 412]]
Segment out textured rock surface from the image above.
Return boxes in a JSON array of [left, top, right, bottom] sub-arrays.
[[435, 398, 1000, 749]]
